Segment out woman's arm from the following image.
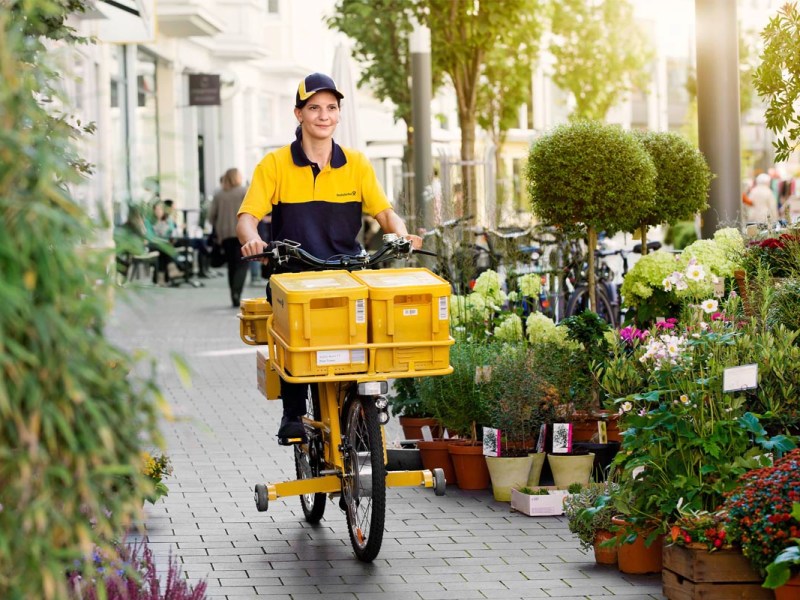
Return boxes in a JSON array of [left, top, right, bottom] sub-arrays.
[[374, 208, 422, 249]]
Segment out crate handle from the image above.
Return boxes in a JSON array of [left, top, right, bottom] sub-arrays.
[[303, 303, 312, 340]]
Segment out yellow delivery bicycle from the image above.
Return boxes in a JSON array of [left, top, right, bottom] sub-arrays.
[[238, 235, 451, 562]]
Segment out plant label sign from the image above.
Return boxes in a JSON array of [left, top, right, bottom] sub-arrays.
[[551, 423, 573, 454], [723, 364, 758, 392], [483, 427, 500, 457], [420, 425, 434, 442]]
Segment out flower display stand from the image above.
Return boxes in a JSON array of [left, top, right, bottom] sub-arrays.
[[662, 544, 772, 599]]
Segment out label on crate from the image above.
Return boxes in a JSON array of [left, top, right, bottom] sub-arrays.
[[298, 277, 342, 289], [350, 349, 366, 363], [402, 308, 418, 316], [316, 350, 350, 366], [355, 299, 365, 323], [438, 296, 448, 320]]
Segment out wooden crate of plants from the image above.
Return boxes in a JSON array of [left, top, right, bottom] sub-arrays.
[[662, 544, 771, 600]]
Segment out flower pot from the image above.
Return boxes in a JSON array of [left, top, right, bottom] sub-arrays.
[[386, 447, 423, 471], [417, 439, 456, 485], [448, 442, 490, 490], [571, 442, 620, 482], [546, 452, 595, 489], [571, 418, 597, 443], [612, 516, 663, 575], [398, 416, 440, 440], [775, 573, 800, 600], [593, 529, 617, 565], [662, 544, 771, 599], [486, 455, 534, 501], [526, 452, 546, 487]]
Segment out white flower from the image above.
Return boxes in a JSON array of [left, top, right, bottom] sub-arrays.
[[692, 333, 701, 338], [621, 401, 633, 413], [685, 263, 706, 282], [662, 277, 673, 292], [699, 322, 709, 331], [679, 394, 690, 405], [701, 299, 719, 314]]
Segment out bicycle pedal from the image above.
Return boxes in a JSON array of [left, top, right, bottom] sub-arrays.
[[278, 436, 305, 446]]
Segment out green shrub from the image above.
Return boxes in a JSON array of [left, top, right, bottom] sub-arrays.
[[0, 3, 162, 598], [768, 279, 800, 334]]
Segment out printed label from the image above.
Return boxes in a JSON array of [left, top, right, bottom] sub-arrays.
[[299, 278, 341, 289], [355, 299, 366, 323], [350, 349, 366, 363], [438, 296, 448, 320], [402, 308, 418, 317], [316, 350, 350, 366]]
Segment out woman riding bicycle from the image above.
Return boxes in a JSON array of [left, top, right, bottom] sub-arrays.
[[236, 72, 421, 443]]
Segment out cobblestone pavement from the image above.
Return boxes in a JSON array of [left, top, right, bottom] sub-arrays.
[[109, 272, 665, 600]]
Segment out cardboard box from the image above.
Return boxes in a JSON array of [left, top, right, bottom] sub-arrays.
[[510, 487, 569, 516]]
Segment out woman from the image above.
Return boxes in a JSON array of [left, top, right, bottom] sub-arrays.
[[209, 167, 248, 306], [236, 72, 421, 442]]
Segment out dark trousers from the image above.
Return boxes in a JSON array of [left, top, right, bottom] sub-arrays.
[[222, 237, 248, 305]]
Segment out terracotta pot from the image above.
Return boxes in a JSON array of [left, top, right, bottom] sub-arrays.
[[448, 442, 490, 490], [775, 572, 800, 600], [486, 456, 534, 501], [571, 419, 597, 443], [398, 416, 440, 440], [612, 516, 663, 574], [417, 439, 456, 485], [593, 529, 618, 565]]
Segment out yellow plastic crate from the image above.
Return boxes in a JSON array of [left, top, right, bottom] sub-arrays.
[[239, 297, 272, 344], [256, 348, 281, 400], [349, 268, 451, 373], [270, 270, 368, 376]]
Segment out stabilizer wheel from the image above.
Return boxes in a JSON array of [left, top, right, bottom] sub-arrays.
[[432, 468, 447, 496], [254, 483, 269, 512]]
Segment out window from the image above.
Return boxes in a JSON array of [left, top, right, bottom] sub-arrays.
[[267, 0, 279, 14]]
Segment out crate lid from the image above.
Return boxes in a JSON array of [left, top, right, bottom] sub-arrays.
[[351, 268, 449, 290], [240, 297, 272, 314], [271, 270, 365, 292]]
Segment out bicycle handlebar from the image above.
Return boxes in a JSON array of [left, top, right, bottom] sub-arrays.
[[241, 234, 436, 271]]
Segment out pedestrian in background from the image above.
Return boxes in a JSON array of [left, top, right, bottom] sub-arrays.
[[744, 173, 779, 226], [209, 167, 248, 307]]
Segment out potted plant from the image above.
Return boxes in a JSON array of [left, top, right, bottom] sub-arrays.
[[416, 340, 495, 489], [764, 503, 800, 597], [484, 344, 539, 501], [510, 485, 570, 517], [564, 482, 620, 565], [388, 377, 440, 440], [724, 450, 800, 588], [527, 120, 656, 311]]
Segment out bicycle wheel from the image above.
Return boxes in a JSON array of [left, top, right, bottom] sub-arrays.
[[565, 285, 617, 328], [341, 396, 386, 562], [294, 386, 326, 523]]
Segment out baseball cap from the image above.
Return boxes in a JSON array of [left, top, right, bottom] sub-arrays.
[[295, 72, 344, 108]]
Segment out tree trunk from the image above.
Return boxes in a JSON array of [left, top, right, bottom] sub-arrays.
[[639, 224, 648, 255], [588, 226, 598, 311], [459, 111, 477, 222]]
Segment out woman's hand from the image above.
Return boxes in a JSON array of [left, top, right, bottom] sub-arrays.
[[241, 237, 268, 257], [405, 234, 423, 250]]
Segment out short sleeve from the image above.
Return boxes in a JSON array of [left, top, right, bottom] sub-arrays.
[[357, 152, 392, 217], [239, 154, 277, 219]]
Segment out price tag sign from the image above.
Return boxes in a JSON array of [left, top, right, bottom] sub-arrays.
[[723, 364, 758, 392]]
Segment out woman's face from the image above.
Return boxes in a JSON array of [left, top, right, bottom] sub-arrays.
[[294, 90, 340, 142]]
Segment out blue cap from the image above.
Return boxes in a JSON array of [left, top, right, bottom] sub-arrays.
[[295, 72, 343, 108]]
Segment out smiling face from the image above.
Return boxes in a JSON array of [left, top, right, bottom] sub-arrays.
[[294, 90, 340, 142]]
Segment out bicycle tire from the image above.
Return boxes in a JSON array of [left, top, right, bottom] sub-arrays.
[[294, 387, 326, 523], [565, 285, 617, 328], [341, 396, 386, 562]]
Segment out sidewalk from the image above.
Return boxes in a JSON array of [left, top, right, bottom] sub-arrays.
[[109, 273, 666, 600]]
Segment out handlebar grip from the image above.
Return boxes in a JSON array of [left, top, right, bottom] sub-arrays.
[[414, 248, 438, 257]]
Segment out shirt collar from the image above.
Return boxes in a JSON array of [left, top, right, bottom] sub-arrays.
[[290, 133, 347, 169]]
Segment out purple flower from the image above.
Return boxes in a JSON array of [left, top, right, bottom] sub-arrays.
[[619, 326, 648, 345], [655, 321, 676, 330]]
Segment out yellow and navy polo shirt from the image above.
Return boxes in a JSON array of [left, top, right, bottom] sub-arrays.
[[239, 137, 391, 262]]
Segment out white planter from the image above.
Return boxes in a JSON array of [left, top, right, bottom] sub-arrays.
[[510, 487, 570, 516]]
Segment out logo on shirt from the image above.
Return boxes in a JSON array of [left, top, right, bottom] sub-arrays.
[[336, 190, 357, 197]]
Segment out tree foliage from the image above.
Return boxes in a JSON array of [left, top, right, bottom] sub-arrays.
[[0, 2, 163, 598], [526, 121, 656, 307], [326, 0, 433, 138], [753, 1, 800, 163], [549, 0, 653, 121], [633, 131, 712, 251]]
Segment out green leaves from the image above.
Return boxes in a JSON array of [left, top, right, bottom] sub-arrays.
[[753, 2, 800, 162]]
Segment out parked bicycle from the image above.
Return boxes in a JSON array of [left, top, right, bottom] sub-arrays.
[[238, 235, 450, 562]]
